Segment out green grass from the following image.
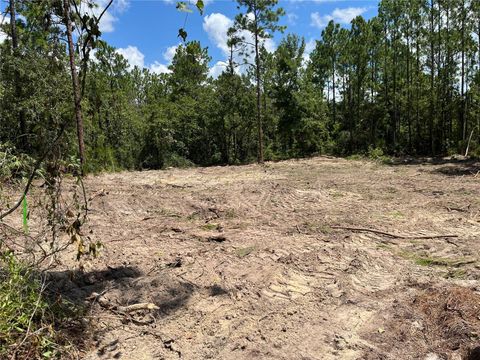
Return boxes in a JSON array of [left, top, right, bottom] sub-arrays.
[[413, 256, 450, 267], [330, 191, 344, 198], [225, 209, 236, 219], [0, 252, 83, 359], [399, 251, 476, 269], [235, 246, 255, 258], [201, 223, 220, 231], [389, 210, 405, 219]]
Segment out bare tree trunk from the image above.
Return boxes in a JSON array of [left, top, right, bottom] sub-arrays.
[[429, 0, 435, 155], [406, 18, 412, 151], [332, 55, 336, 125], [63, 0, 86, 171], [460, 0, 466, 146], [254, 10, 263, 164], [9, 0, 26, 150]]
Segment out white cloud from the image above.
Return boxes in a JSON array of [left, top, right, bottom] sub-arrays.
[[163, 44, 179, 63], [209, 61, 228, 78], [203, 13, 233, 56], [302, 38, 317, 65], [311, 13, 333, 28], [0, 16, 9, 43], [81, 0, 130, 33], [116, 46, 145, 69], [115, 44, 176, 74], [305, 38, 316, 55], [287, 13, 299, 25], [98, 11, 116, 33], [203, 12, 276, 77], [150, 61, 171, 74], [203, 12, 276, 56], [311, 7, 366, 29], [331, 7, 367, 24]]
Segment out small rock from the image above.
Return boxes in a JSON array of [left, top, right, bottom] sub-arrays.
[[412, 320, 424, 331], [334, 334, 348, 350]]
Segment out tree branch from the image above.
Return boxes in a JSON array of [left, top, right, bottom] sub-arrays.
[[0, 123, 68, 221]]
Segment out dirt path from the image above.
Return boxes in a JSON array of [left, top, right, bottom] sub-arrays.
[[29, 157, 480, 359]]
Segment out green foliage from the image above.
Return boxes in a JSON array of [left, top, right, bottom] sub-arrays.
[[1, 0, 480, 174], [0, 143, 35, 181], [367, 146, 392, 164], [0, 252, 80, 359]]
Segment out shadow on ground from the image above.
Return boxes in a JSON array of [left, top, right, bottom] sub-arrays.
[[44, 265, 196, 358], [389, 157, 480, 176]]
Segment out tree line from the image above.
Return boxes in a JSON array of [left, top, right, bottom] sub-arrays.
[[1, 0, 480, 173]]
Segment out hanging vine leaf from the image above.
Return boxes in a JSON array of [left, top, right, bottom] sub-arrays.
[[176, 2, 192, 12], [178, 28, 188, 42], [196, 0, 204, 15]]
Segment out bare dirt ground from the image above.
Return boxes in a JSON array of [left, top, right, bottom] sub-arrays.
[[6, 156, 480, 359]]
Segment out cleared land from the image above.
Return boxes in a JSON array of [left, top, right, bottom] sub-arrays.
[[6, 157, 480, 359]]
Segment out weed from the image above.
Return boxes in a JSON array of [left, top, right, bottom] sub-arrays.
[[400, 251, 476, 268], [235, 246, 255, 258], [346, 154, 364, 161], [318, 225, 332, 234], [331, 191, 343, 198], [225, 209, 236, 219], [0, 252, 83, 359], [389, 210, 404, 218], [202, 223, 219, 231], [444, 269, 467, 279]]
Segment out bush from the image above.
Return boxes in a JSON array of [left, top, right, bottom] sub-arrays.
[[164, 153, 195, 168], [367, 146, 393, 164], [0, 143, 35, 181], [0, 252, 81, 359]]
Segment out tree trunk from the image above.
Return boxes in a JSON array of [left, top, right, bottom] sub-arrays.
[[460, 0, 466, 146], [63, 0, 86, 171], [429, 0, 435, 155], [9, 0, 26, 150], [254, 10, 263, 164], [415, 23, 421, 152], [332, 55, 336, 125], [406, 18, 412, 151]]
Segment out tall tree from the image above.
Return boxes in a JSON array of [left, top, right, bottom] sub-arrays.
[[8, 0, 26, 149], [229, 0, 285, 163], [63, 0, 86, 170]]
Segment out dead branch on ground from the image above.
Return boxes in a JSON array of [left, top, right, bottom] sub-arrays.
[[330, 225, 458, 239]]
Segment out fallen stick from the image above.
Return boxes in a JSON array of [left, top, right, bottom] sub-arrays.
[[89, 292, 159, 313], [330, 226, 458, 239]]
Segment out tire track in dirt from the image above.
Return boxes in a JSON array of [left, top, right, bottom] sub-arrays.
[[55, 157, 480, 359]]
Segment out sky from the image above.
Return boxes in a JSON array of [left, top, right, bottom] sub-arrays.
[[1, 0, 380, 77]]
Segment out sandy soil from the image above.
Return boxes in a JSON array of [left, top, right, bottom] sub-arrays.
[[6, 156, 480, 359]]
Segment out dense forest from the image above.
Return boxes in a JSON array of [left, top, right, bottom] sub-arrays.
[[1, 0, 480, 173]]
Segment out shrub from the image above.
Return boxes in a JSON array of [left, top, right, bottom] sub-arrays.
[[0, 143, 35, 181], [0, 252, 82, 359]]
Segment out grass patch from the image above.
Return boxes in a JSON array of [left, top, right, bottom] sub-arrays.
[[225, 209, 236, 219], [201, 223, 220, 231], [389, 210, 405, 218], [444, 268, 467, 279], [400, 251, 476, 268], [235, 246, 255, 258], [187, 212, 200, 221], [413, 256, 450, 267], [318, 224, 332, 234], [330, 191, 344, 198], [376, 243, 392, 250], [0, 252, 85, 359], [346, 154, 364, 161]]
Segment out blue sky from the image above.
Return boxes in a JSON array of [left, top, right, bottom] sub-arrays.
[[0, 0, 379, 76]]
